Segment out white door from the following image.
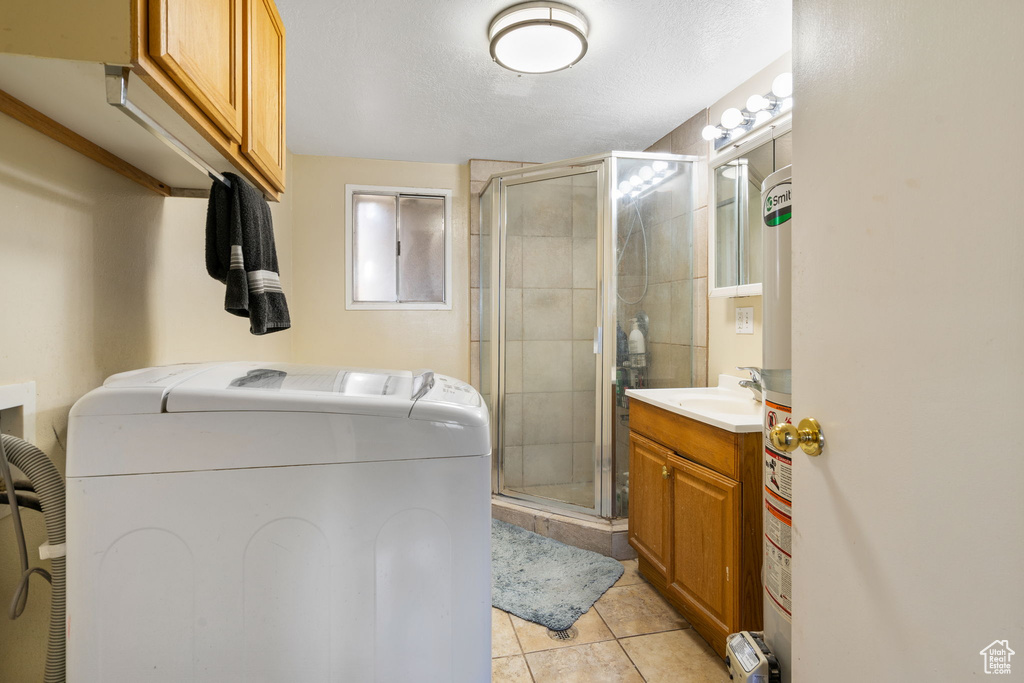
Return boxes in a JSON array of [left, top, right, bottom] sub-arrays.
[[791, 1, 1024, 680]]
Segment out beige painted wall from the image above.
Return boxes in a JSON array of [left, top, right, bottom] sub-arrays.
[[0, 115, 293, 681], [707, 295, 763, 381], [289, 155, 470, 381], [707, 52, 791, 383]]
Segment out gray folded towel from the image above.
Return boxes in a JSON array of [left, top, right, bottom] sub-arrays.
[[206, 173, 290, 335]]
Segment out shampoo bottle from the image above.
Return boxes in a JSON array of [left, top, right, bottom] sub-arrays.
[[628, 318, 646, 366]]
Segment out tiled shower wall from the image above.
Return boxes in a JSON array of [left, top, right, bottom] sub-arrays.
[[468, 107, 710, 405], [470, 160, 529, 391], [468, 107, 709, 500], [614, 165, 696, 390], [470, 162, 598, 494], [644, 110, 710, 387]]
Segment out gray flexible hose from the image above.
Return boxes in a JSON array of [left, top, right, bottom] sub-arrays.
[[0, 436, 31, 616], [1, 434, 66, 683]]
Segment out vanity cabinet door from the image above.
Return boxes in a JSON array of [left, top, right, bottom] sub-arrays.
[[149, 0, 245, 143], [668, 457, 740, 643], [243, 0, 286, 190], [628, 433, 674, 579]]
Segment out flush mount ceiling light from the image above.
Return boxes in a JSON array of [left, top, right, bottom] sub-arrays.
[[488, 2, 589, 74]]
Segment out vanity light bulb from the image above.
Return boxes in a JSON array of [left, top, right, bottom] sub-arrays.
[[630, 190, 640, 197], [754, 110, 772, 126], [772, 72, 793, 98], [781, 97, 794, 111], [720, 107, 745, 130], [629, 175, 642, 187], [701, 125, 724, 141], [746, 94, 769, 112], [652, 160, 668, 172], [618, 180, 633, 193], [638, 166, 654, 181]]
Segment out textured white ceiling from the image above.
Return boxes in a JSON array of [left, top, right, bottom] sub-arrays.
[[277, 0, 791, 164]]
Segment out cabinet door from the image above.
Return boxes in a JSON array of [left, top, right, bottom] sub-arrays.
[[149, 0, 244, 143], [668, 457, 740, 637], [628, 433, 673, 579], [244, 0, 286, 190]]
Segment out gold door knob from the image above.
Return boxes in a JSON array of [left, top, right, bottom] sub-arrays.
[[769, 417, 825, 456], [662, 465, 670, 479]]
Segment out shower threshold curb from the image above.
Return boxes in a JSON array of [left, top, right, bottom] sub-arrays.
[[491, 495, 636, 561]]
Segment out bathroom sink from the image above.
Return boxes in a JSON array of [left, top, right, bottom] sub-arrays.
[[624, 376, 763, 433], [676, 393, 762, 417]]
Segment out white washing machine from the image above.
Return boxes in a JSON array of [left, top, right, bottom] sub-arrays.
[[65, 362, 491, 683]]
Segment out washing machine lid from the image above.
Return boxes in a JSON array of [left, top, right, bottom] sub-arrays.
[[162, 362, 423, 419], [73, 362, 488, 428], [69, 363, 223, 416]]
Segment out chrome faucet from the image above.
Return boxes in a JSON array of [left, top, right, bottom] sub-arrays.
[[737, 366, 763, 402]]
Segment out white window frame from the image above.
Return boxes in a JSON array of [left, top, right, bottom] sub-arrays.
[[345, 184, 453, 311]]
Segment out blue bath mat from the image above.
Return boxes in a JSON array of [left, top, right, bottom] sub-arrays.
[[491, 518, 624, 631]]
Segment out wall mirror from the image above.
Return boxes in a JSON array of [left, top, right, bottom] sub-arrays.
[[710, 120, 792, 297]]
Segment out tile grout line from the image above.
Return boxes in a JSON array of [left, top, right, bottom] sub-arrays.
[[507, 610, 536, 681], [522, 650, 538, 683], [616, 624, 692, 639], [615, 635, 650, 683]]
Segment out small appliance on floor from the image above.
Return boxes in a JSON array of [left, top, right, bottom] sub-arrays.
[[66, 362, 491, 682], [725, 631, 781, 683]]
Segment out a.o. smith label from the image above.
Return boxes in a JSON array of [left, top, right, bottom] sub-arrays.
[[764, 181, 792, 227]]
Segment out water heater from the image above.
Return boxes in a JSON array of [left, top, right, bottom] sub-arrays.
[[760, 165, 793, 681]]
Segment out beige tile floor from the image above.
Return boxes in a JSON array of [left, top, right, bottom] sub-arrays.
[[492, 559, 730, 682]]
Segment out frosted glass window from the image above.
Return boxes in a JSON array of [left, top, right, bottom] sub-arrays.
[[397, 196, 445, 302], [352, 194, 398, 302], [347, 187, 450, 309]]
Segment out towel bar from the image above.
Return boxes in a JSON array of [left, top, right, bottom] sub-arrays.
[[103, 65, 230, 188]]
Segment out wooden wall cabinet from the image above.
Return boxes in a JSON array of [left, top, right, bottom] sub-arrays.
[[243, 0, 286, 191], [137, 0, 286, 196], [149, 0, 245, 144], [628, 399, 762, 658], [0, 0, 285, 199]]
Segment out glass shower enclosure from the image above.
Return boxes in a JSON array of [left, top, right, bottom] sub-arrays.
[[480, 152, 697, 519]]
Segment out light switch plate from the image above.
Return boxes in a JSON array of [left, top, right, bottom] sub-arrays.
[[736, 307, 754, 334]]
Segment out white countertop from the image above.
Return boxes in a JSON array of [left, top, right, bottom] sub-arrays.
[[625, 375, 763, 433]]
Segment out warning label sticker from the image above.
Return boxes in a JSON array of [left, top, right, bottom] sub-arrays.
[[764, 518, 793, 620], [763, 394, 793, 623], [765, 447, 792, 505]]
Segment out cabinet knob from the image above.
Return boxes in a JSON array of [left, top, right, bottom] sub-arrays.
[[662, 465, 670, 479], [769, 417, 825, 456]]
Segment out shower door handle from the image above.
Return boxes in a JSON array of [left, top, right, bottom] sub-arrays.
[[593, 327, 603, 354]]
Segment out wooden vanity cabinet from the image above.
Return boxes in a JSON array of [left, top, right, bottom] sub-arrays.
[[628, 399, 762, 658], [628, 433, 674, 579]]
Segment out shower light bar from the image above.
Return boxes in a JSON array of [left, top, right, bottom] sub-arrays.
[[615, 163, 680, 201], [702, 72, 793, 150]]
